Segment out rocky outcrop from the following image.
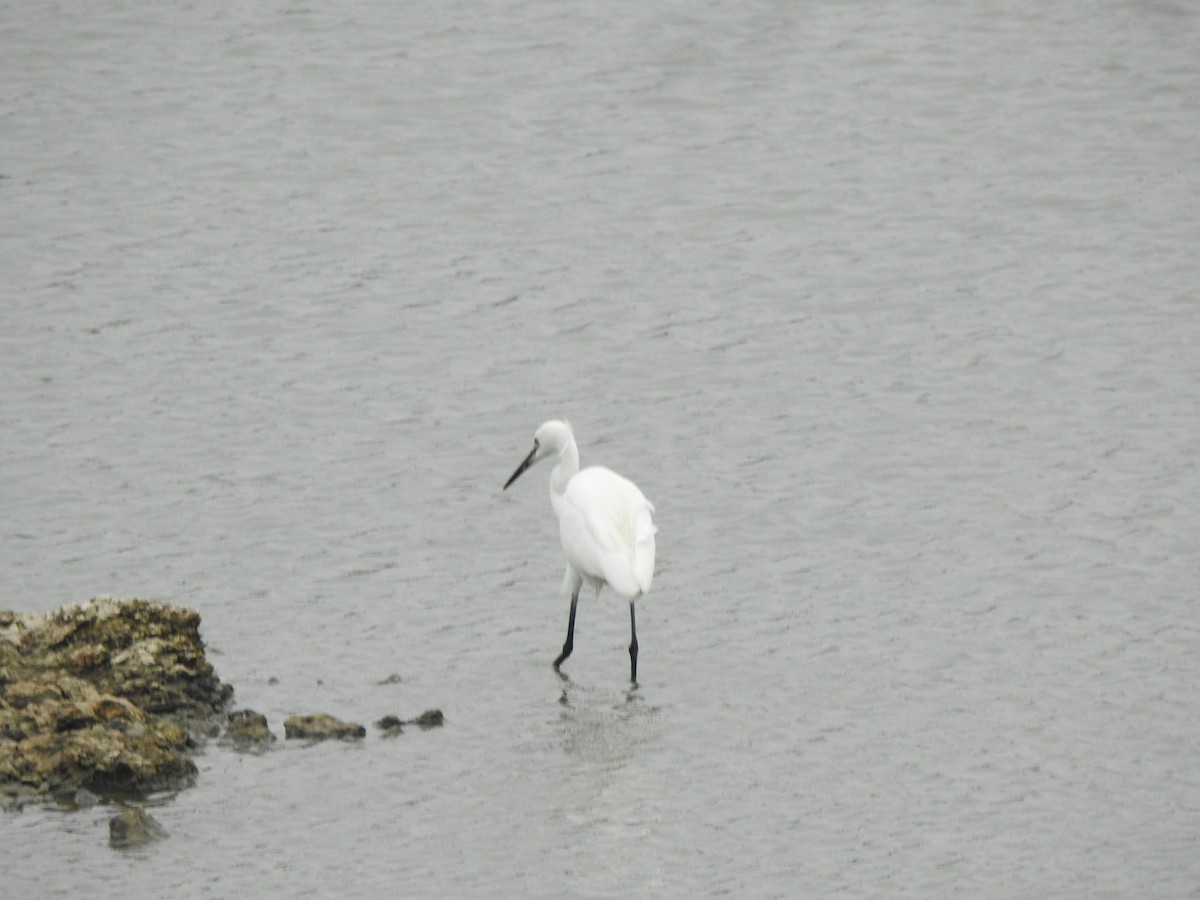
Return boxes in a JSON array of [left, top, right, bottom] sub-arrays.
[[2, 596, 447, 820], [0, 598, 232, 801]]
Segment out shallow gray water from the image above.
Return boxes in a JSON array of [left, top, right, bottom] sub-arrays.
[[3, 0, 1199, 896]]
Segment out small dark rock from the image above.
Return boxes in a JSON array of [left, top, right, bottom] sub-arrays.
[[376, 673, 403, 685], [374, 715, 404, 737], [410, 709, 444, 730], [220, 709, 277, 752], [374, 709, 444, 736], [283, 713, 365, 741], [109, 807, 168, 848]]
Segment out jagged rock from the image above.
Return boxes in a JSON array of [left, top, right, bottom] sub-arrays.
[[109, 807, 168, 848], [220, 709, 277, 752], [283, 713, 366, 741], [0, 597, 233, 801]]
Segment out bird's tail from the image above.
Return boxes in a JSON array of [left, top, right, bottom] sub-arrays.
[[632, 504, 657, 595]]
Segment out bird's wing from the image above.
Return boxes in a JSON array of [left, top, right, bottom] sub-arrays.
[[561, 467, 656, 598]]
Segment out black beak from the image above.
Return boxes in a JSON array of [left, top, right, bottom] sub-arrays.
[[504, 445, 538, 490]]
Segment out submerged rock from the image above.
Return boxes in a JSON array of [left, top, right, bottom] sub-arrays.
[[220, 709, 277, 752], [283, 713, 366, 741], [59, 787, 101, 810], [0, 597, 233, 801], [109, 807, 168, 848]]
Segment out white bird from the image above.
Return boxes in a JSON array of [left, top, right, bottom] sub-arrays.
[[503, 420, 656, 682]]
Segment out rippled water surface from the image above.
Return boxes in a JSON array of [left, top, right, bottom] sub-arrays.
[[3, 1, 1199, 896]]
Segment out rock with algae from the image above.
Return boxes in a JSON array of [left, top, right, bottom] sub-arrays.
[[283, 713, 366, 741], [109, 807, 169, 848], [219, 709, 277, 752], [0, 597, 233, 801]]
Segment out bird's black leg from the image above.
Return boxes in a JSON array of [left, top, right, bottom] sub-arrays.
[[553, 591, 578, 670], [628, 601, 639, 684]]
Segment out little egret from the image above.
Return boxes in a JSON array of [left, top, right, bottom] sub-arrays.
[[503, 420, 656, 682]]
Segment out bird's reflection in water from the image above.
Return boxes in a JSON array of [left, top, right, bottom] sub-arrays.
[[554, 674, 661, 769]]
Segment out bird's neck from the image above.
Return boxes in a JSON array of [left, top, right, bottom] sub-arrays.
[[549, 438, 579, 502]]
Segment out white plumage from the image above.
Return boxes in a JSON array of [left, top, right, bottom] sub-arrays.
[[504, 419, 656, 682]]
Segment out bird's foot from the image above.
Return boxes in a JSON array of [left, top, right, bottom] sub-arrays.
[[553, 643, 573, 670]]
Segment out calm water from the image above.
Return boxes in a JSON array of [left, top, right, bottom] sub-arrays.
[[3, 1, 1199, 896]]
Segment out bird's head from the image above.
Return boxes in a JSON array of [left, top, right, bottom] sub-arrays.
[[504, 419, 572, 490]]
